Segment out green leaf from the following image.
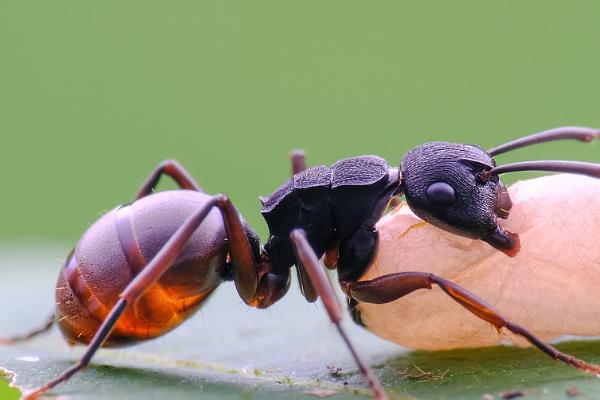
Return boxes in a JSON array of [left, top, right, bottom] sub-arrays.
[[1, 246, 599, 400]]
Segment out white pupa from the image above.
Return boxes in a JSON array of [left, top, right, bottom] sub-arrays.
[[357, 173, 600, 350]]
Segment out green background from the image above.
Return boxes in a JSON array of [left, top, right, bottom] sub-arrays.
[[1, 1, 600, 399], [1, 1, 599, 242]]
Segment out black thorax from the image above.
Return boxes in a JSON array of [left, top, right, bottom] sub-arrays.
[[259, 155, 401, 280]]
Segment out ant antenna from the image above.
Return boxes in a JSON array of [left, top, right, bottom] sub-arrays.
[[488, 127, 600, 156], [478, 160, 600, 181]]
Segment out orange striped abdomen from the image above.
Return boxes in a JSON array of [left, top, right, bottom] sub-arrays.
[[55, 191, 228, 347]]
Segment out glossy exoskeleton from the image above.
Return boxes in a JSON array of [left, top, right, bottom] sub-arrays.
[[4, 127, 600, 400]]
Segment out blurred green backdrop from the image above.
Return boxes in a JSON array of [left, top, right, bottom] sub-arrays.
[[1, 1, 599, 243], [1, 2, 600, 399]]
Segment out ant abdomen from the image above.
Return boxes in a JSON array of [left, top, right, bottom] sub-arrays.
[[55, 190, 229, 346]]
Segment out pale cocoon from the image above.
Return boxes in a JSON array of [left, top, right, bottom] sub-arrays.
[[357, 174, 600, 350]]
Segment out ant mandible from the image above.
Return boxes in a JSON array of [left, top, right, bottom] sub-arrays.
[[3, 126, 600, 400]]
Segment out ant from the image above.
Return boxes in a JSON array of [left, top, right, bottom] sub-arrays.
[[3, 126, 600, 400]]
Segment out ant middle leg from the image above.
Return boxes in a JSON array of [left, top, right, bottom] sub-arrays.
[[289, 147, 349, 282], [135, 159, 202, 199], [288, 149, 323, 302], [290, 229, 387, 400], [290, 149, 306, 175], [341, 272, 600, 375]]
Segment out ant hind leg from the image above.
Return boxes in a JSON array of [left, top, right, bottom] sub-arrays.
[[135, 159, 203, 199], [0, 313, 55, 345], [2, 161, 203, 348], [290, 149, 306, 175]]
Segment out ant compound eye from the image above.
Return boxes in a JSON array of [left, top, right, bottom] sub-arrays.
[[426, 182, 456, 206]]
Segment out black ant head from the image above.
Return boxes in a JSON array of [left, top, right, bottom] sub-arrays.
[[400, 141, 517, 255], [399, 127, 600, 256]]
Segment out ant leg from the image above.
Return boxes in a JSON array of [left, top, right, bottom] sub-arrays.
[[3, 161, 202, 348], [0, 313, 54, 344], [342, 272, 600, 375], [290, 149, 306, 175], [288, 149, 322, 302], [135, 159, 202, 199], [23, 195, 261, 399], [290, 229, 387, 400], [488, 126, 600, 156]]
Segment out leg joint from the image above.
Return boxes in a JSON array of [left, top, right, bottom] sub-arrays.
[[158, 159, 179, 169], [289, 228, 307, 241], [214, 193, 229, 207]]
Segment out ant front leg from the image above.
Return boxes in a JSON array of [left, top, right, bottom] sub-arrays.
[[290, 230, 387, 400], [341, 272, 600, 375], [135, 159, 202, 199], [23, 195, 263, 399]]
